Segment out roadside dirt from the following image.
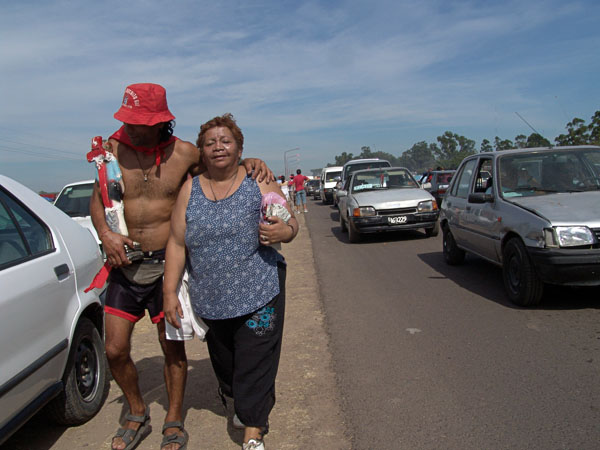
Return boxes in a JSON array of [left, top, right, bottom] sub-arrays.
[[2, 213, 350, 449]]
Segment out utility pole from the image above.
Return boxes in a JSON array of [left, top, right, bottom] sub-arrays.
[[284, 147, 300, 178]]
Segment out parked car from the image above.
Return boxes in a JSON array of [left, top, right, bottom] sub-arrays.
[[334, 158, 392, 206], [305, 179, 321, 199], [0, 175, 109, 445], [337, 167, 439, 243], [420, 170, 456, 207], [440, 145, 600, 306], [320, 166, 343, 204], [54, 180, 101, 250]]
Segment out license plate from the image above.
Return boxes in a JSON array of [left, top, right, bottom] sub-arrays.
[[388, 215, 407, 224]]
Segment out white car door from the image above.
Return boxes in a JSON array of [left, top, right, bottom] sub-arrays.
[[0, 187, 75, 429]]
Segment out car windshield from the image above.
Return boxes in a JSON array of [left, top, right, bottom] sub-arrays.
[[351, 168, 418, 193], [54, 183, 94, 217], [325, 171, 341, 182], [498, 148, 600, 198]]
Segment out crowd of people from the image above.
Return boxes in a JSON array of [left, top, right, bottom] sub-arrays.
[[91, 83, 298, 450]]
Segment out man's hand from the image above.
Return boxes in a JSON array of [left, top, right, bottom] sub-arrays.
[[241, 158, 275, 183], [101, 230, 136, 267], [164, 292, 183, 329]]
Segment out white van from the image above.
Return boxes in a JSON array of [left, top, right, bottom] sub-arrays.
[[320, 166, 343, 204], [335, 158, 392, 205]]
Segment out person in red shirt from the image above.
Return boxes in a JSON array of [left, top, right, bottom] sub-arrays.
[[292, 169, 310, 213]]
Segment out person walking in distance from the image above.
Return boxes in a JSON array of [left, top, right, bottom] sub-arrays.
[[91, 83, 273, 450], [292, 169, 310, 213]]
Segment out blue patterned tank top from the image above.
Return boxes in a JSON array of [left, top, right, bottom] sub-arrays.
[[185, 175, 283, 320]]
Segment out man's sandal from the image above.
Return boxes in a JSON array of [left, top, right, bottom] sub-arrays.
[[111, 406, 151, 450], [161, 421, 189, 450]]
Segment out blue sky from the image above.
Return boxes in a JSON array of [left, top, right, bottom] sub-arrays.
[[1, 0, 599, 192]]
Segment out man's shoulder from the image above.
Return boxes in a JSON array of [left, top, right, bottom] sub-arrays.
[[174, 139, 199, 158]]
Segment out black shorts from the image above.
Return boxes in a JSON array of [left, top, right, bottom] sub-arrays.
[[105, 256, 165, 324]]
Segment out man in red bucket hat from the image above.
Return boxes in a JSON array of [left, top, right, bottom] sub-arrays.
[[91, 83, 273, 450]]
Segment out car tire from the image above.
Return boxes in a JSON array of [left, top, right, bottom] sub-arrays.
[[442, 226, 465, 265], [340, 211, 348, 232], [46, 317, 110, 425], [348, 221, 361, 243], [502, 238, 543, 307], [425, 220, 440, 237]]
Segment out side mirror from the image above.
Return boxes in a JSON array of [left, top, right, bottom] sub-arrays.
[[468, 192, 494, 204], [422, 182, 432, 190], [337, 189, 348, 198]]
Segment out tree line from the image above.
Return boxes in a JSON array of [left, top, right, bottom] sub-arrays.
[[323, 110, 600, 173]]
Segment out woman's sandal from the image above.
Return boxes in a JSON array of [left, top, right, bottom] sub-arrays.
[[111, 406, 151, 450], [161, 421, 189, 450]]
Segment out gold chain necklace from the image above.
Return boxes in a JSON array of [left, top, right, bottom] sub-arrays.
[[208, 170, 238, 201], [134, 151, 152, 182]]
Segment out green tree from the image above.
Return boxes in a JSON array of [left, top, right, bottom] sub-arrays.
[[358, 146, 373, 158], [588, 111, 600, 145], [515, 134, 527, 148], [555, 117, 589, 145], [335, 152, 354, 166], [480, 139, 493, 153], [494, 136, 514, 151], [435, 131, 476, 169], [399, 141, 436, 172], [526, 133, 551, 148]]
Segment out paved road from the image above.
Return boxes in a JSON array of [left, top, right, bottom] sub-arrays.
[[304, 196, 600, 450]]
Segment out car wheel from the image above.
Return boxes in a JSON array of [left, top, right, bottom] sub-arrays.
[[425, 220, 440, 237], [442, 226, 465, 265], [340, 211, 348, 232], [348, 221, 361, 243], [46, 317, 110, 425], [502, 238, 543, 307]]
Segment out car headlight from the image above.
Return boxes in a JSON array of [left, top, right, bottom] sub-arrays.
[[353, 206, 376, 217], [545, 226, 595, 247], [417, 200, 438, 212]]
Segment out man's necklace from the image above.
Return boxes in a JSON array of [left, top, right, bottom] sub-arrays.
[[134, 151, 152, 182], [209, 171, 238, 201]]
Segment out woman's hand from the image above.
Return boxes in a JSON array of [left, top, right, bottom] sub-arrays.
[[100, 230, 135, 267], [163, 291, 183, 329], [259, 216, 295, 245], [241, 158, 275, 183]]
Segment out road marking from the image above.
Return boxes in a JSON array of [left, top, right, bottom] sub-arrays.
[[406, 328, 422, 335]]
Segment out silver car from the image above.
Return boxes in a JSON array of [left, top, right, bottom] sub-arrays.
[[0, 175, 109, 444], [440, 145, 600, 306], [337, 167, 440, 243]]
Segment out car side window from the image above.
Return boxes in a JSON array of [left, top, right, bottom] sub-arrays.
[[0, 190, 53, 268], [453, 159, 477, 199]]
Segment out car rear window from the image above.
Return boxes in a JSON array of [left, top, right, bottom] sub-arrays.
[[54, 183, 94, 218]]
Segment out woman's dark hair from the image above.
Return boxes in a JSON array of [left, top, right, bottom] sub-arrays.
[[159, 120, 175, 143], [196, 113, 244, 150]]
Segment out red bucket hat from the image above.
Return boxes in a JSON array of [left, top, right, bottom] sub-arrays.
[[114, 83, 175, 126]]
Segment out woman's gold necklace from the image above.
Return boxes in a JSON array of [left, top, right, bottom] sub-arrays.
[[134, 151, 152, 182], [209, 170, 238, 201]]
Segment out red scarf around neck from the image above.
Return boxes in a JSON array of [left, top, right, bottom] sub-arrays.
[[110, 125, 178, 166]]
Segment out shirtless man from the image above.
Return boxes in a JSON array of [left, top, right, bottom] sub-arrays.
[[91, 83, 273, 450]]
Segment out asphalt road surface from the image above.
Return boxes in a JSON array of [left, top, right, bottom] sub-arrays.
[[304, 195, 600, 450]]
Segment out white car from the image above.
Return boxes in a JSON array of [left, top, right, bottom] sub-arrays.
[[337, 167, 440, 242], [54, 180, 100, 248], [0, 175, 109, 444]]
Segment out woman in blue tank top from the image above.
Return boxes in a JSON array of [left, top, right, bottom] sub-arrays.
[[163, 114, 298, 450]]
